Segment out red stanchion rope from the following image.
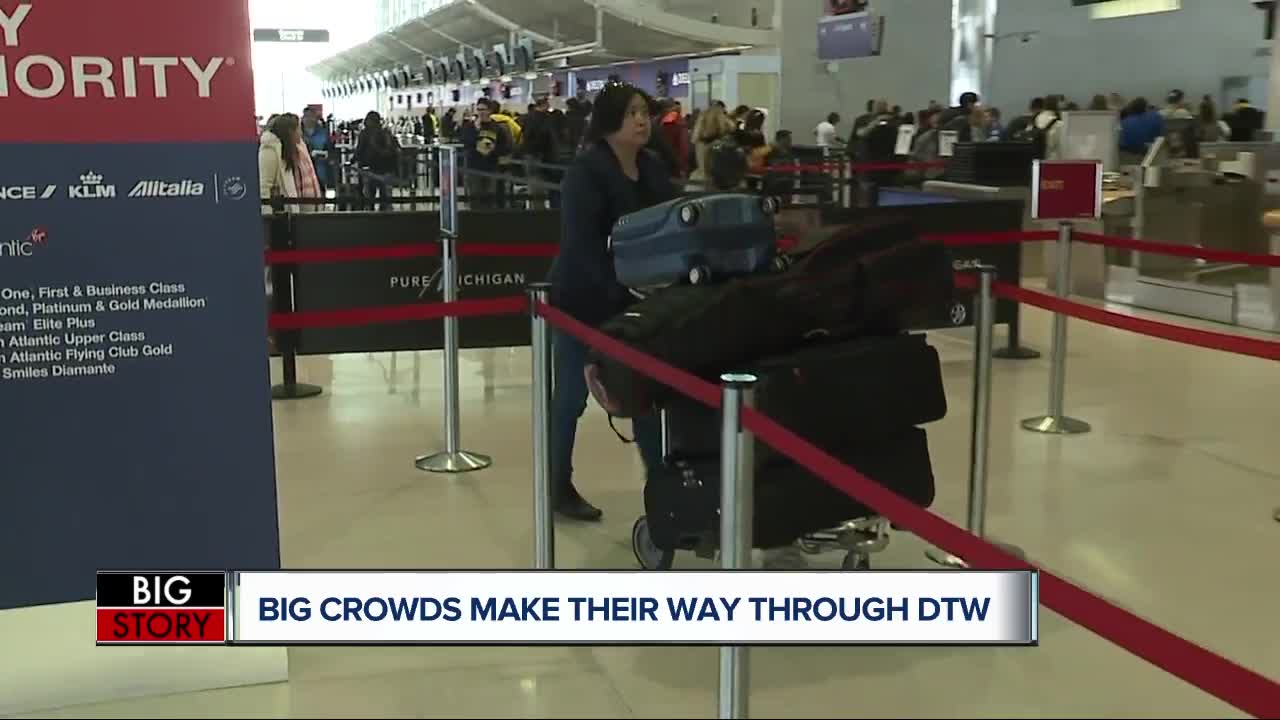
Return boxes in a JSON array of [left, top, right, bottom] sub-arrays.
[[265, 242, 560, 265], [928, 230, 1056, 247], [1076, 232, 1280, 268], [765, 160, 948, 174], [537, 304, 722, 409], [991, 280, 1280, 362], [262, 231, 1057, 267], [269, 296, 525, 331], [533, 300, 1280, 717]]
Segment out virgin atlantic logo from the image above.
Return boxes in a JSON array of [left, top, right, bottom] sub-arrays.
[[0, 226, 49, 259]]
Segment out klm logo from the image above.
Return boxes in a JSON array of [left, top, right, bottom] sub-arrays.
[[69, 171, 116, 199]]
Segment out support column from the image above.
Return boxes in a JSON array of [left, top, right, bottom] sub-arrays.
[[1268, 3, 1280, 124], [951, 0, 999, 103]]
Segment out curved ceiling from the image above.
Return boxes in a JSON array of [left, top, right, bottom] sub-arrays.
[[307, 0, 777, 83]]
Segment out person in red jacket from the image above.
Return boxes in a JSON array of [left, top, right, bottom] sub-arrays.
[[659, 99, 690, 180]]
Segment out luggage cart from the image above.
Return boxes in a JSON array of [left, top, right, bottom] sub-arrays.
[[631, 514, 890, 571], [630, 411, 891, 571]]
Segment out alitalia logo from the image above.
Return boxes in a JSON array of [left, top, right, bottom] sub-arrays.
[[128, 179, 205, 198]]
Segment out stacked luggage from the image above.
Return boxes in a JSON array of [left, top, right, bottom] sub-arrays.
[[591, 193, 954, 569]]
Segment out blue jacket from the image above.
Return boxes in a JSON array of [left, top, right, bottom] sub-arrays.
[[302, 123, 331, 186], [1120, 110, 1165, 155], [548, 141, 679, 326]]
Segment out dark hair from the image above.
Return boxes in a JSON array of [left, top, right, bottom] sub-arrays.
[[1030, 97, 1045, 112], [269, 113, 301, 172], [1088, 94, 1109, 111], [1168, 89, 1184, 105], [1199, 98, 1218, 125], [733, 104, 751, 117], [827, 112, 840, 124], [707, 141, 748, 191], [1128, 97, 1150, 115], [959, 91, 979, 107], [586, 82, 651, 141]]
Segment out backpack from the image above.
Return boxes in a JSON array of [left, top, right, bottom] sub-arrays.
[[491, 112, 522, 146], [1012, 116, 1057, 159]]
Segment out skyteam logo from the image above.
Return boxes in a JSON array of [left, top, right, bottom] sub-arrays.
[[69, 171, 115, 199], [128, 179, 206, 198], [221, 176, 247, 201]]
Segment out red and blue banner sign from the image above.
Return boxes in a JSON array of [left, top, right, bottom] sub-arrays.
[[0, 0, 280, 609]]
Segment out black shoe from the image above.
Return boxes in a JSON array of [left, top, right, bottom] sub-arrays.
[[556, 493, 603, 522]]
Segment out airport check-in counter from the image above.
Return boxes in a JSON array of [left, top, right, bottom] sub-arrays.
[[1101, 140, 1280, 330]]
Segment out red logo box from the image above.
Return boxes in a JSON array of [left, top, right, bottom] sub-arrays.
[[1031, 160, 1103, 221]]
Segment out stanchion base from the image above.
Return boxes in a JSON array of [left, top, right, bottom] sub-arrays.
[[271, 383, 323, 400], [1020, 415, 1091, 435], [925, 549, 969, 568], [993, 345, 1041, 360], [415, 450, 493, 474], [926, 541, 1028, 568]]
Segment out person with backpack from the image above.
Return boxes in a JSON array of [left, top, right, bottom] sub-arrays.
[[1004, 98, 1043, 144], [353, 111, 402, 211], [1028, 95, 1063, 159], [460, 98, 513, 209]]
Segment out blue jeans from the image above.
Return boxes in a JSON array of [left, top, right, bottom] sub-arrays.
[[551, 328, 663, 498]]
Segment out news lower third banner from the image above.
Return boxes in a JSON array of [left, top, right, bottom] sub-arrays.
[[96, 571, 1039, 646]]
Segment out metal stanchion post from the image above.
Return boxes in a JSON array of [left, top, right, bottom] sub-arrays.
[[416, 145, 492, 474], [839, 158, 852, 209], [718, 373, 756, 720], [268, 211, 321, 401], [992, 263, 1041, 361], [528, 283, 555, 569], [660, 409, 671, 462], [1021, 222, 1091, 435], [928, 267, 1025, 568]]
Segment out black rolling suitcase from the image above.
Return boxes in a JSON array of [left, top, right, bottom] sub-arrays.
[[609, 192, 784, 290], [662, 332, 948, 465], [588, 226, 954, 419], [644, 427, 936, 553]]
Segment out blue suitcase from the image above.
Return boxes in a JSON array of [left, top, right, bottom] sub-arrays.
[[608, 193, 785, 291]]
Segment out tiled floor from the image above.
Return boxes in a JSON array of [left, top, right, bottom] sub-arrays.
[[10, 295, 1279, 718]]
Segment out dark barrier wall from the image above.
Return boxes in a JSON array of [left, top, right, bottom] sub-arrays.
[[822, 199, 1026, 329], [289, 210, 559, 355], [279, 197, 1024, 358], [0, 1, 281, 609]]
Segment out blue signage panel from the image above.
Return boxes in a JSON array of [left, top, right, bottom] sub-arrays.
[[818, 12, 886, 61], [0, 0, 280, 610]]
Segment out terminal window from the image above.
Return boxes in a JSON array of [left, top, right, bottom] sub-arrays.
[[1084, 0, 1181, 20]]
